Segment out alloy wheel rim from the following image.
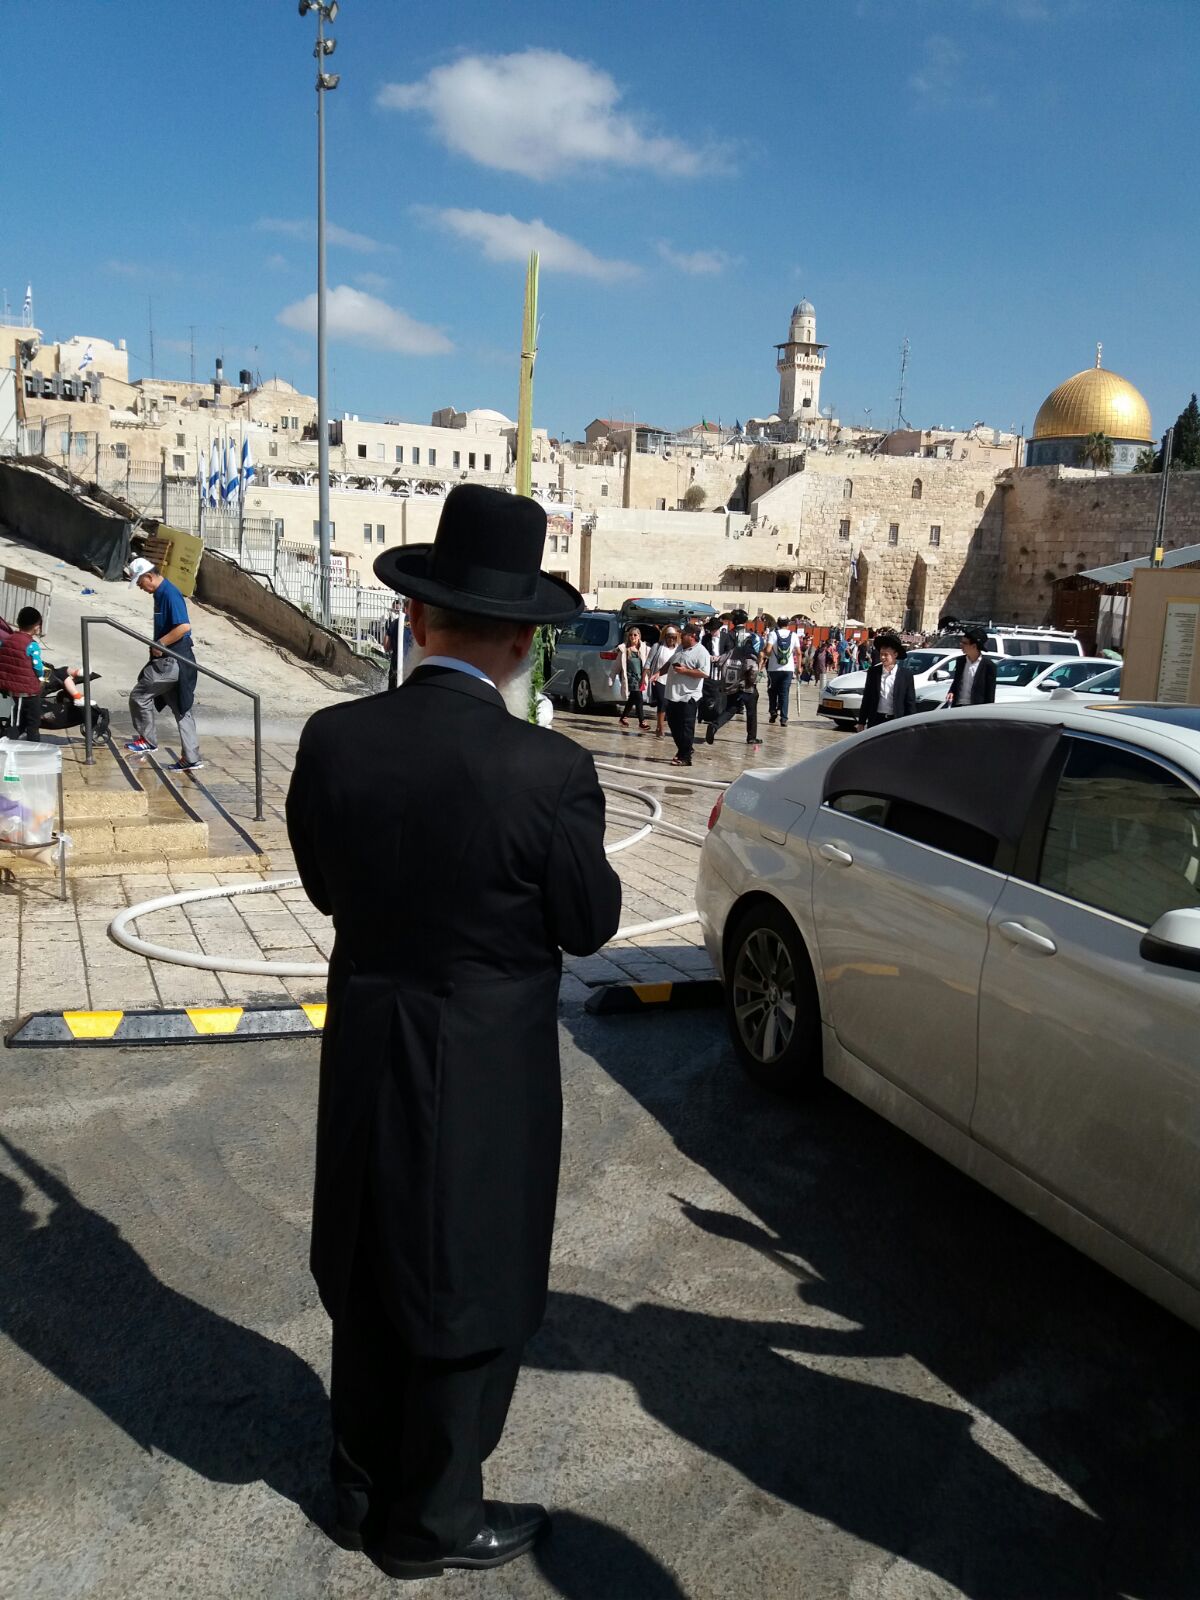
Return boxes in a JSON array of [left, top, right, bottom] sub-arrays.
[[733, 927, 797, 1064]]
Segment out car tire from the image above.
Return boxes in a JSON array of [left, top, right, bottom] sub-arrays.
[[724, 901, 822, 1096], [573, 674, 594, 713]]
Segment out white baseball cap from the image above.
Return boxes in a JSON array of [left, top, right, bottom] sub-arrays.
[[127, 557, 156, 586]]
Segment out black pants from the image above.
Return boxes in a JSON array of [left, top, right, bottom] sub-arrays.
[[712, 687, 758, 742], [864, 713, 897, 728], [11, 692, 43, 741], [330, 1238, 522, 1559], [766, 673, 792, 724], [665, 698, 698, 762], [621, 687, 646, 723]]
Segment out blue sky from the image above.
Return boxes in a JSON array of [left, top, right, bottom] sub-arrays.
[[4, 0, 1196, 439]]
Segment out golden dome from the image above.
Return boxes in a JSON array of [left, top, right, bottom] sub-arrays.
[[1033, 363, 1152, 442]]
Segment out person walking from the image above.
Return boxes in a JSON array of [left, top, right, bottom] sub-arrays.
[[764, 618, 797, 727], [644, 626, 679, 739], [945, 626, 997, 707], [856, 632, 916, 729], [705, 617, 761, 749], [384, 600, 403, 690], [617, 625, 649, 730], [0, 606, 46, 740], [285, 486, 621, 1580], [663, 624, 710, 766], [125, 558, 202, 772]]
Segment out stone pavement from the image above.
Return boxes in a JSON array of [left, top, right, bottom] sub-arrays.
[[3, 684, 842, 1025]]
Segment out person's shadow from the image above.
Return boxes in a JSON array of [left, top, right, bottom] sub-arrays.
[[0, 1132, 329, 1525]]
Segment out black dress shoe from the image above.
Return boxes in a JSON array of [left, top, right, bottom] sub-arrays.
[[375, 1500, 550, 1579]]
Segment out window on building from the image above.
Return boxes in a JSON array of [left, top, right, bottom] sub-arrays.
[[176, 432, 185, 447], [428, 449, 436, 467], [787, 543, 794, 555], [376, 524, 385, 544], [561, 536, 570, 554], [173, 453, 185, 470], [357, 444, 367, 459], [468, 452, 476, 469], [313, 520, 336, 540], [843, 478, 853, 499], [839, 519, 851, 541], [888, 523, 899, 545], [912, 478, 923, 500], [274, 519, 285, 539], [549, 535, 559, 553], [163, 395, 177, 406], [658, 498, 667, 510], [601, 482, 609, 496], [412, 447, 421, 466], [269, 441, 278, 457], [929, 525, 941, 546], [453, 451, 461, 468], [975, 490, 986, 508], [375, 443, 385, 461], [364, 522, 373, 543], [483, 454, 492, 471], [395, 446, 404, 463], [113, 442, 127, 459], [290, 416, 300, 430]]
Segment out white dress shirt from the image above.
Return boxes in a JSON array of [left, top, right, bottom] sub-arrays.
[[877, 664, 898, 715], [960, 657, 980, 704], [419, 654, 498, 690]]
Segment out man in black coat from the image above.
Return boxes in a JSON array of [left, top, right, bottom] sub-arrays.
[[285, 486, 622, 1579], [946, 626, 997, 707], [856, 632, 917, 729]]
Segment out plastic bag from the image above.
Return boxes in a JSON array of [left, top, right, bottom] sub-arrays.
[[0, 739, 61, 845]]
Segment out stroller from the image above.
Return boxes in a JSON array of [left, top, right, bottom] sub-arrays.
[[40, 665, 111, 739]]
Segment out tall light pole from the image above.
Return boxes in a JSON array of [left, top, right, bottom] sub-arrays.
[[299, 0, 339, 622]]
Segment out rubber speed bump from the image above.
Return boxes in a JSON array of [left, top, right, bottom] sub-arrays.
[[7, 1003, 328, 1048], [584, 979, 723, 1016]]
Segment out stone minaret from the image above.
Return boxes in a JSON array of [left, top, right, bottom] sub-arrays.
[[775, 299, 826, 423]]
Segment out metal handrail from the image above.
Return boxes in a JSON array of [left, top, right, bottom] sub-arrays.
[[80, 618, 264, 820]]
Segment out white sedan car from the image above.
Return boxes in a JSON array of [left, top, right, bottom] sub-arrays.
[[698, 701, 1200, 1327], [818, 647, 962, 728], [915, 654, 1113, 711]]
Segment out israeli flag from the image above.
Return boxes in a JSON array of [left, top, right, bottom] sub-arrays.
[[850, 554, 859, 582], [224, 436, 239, 504], [208, 439, 221, 508], [22, 284, 32, 318], [196, 448, 205, 506], [240, 434, 255, 497], [77, 344, 94, 372]]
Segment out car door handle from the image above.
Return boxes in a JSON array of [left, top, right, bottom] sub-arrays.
[[819, 843, 854, 867], [997, 920, 1057, 956]]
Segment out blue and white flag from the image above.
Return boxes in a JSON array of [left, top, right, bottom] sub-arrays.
[[208, 439, 221, 508], [22, 284, 32, 320], [223, 436, 239, 504], [196, 447, 205, 508], [850, 554, 859, 582], [240, 434, 255, 497], [77, 344, 94, 372]]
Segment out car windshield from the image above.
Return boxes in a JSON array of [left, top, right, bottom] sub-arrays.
[[904, 651, 948, 675], [1074, 667, 1121, 694], [995, 660, 1044, 685]]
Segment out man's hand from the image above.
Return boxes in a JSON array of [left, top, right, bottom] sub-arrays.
[[150, 646, 163, 658]]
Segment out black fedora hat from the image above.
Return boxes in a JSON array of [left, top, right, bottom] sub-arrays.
[[373, 485, 584, 624]]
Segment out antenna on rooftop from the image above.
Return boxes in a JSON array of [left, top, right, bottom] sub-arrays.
[[148, 297, 156, 379], [894, 337, 910, 431], [188, 324, 197, 384]]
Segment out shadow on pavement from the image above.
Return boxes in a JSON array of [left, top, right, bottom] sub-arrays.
[[0, 1132, 328, 1526], [534, 1511, 687, 1598], [550, 1010, 1200, 1599]]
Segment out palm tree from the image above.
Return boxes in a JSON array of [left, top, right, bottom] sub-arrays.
[[1078, 431, 1115, 472]]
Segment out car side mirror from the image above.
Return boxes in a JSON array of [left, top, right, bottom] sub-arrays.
[[930, 669, 947, 681], [1140, 908, 1200, 973]]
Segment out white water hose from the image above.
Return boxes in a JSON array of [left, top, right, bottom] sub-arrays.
[[107, 763, 729, 977]]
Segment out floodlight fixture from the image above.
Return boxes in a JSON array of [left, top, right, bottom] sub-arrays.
[[325, 1, 339, 20], [319, 36, 337, 54], [318, 71, 340, 89], [298, 0, 314, 13]]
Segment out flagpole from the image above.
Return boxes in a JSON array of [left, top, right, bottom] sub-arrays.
[[237, 422, 246, 567]]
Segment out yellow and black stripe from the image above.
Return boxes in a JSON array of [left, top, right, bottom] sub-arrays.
[[7, 1003, 327, 1048], [584, 979, 723, 1016]]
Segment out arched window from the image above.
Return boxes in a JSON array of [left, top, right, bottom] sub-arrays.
[[975, 490, 985, 508], [843, 478, 853, 499], [911, 478, 923, 500]]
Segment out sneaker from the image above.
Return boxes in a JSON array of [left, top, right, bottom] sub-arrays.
[[168, 758, 204, 773], [125, 738, 157, 754]]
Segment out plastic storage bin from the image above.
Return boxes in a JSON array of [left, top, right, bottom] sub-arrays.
[[0, 739, 62, 846]]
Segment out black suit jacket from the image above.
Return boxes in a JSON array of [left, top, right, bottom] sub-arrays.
[[948, 654, 997, 706], [859, 662, 917, 722], [286, 664, 622, 1356]]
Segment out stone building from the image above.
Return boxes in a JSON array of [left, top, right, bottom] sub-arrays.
[[774, 299, 826, 435]]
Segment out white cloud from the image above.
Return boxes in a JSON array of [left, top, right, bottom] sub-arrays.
[[256, 217, 390, 254], [908, 34, 997, 108], [425, 207, 638, 282], [264, 253, 290, 272], [378, 49, 718, 180], [354, 270, 392, 292], [277, 285, 452, 356], [656, 241, 736, 276]]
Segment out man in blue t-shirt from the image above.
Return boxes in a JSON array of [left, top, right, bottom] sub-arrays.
[[126, 557, 203, 771]]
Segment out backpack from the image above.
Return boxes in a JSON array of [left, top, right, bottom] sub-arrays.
[[772, 630, 793, 668]]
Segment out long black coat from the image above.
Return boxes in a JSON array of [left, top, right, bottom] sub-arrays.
[[285, 664, 622, 1358], [859, 662, 917, 721], [947, 653, 997, 706]]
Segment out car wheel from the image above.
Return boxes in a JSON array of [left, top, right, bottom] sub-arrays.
[[573, 674, 594, 712], [725, 901, 822, 1095], [835, 719, 857, 731]]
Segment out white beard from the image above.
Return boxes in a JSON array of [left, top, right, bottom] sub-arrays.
[[403, 639, 533, 721]]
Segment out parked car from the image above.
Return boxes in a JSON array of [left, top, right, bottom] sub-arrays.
[[548, 611, 626, 712], [619, 597, 719, 635], [1068, 665, 1123, 697], [930, 624, 1084, 658], [698, 701, 1200, 1328], [818, 647, 964, 729], [915, 654, 1112, 710]]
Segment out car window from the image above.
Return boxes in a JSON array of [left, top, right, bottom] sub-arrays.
[[556, 622, 583, 645], [904, 651, 947, 675], [1037, 738, 1200, 926], [1043, 661, 1104, 688], [581, 618, 612, 647], [995, 660, 1043, 685], [826, 791, 999, 868]]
